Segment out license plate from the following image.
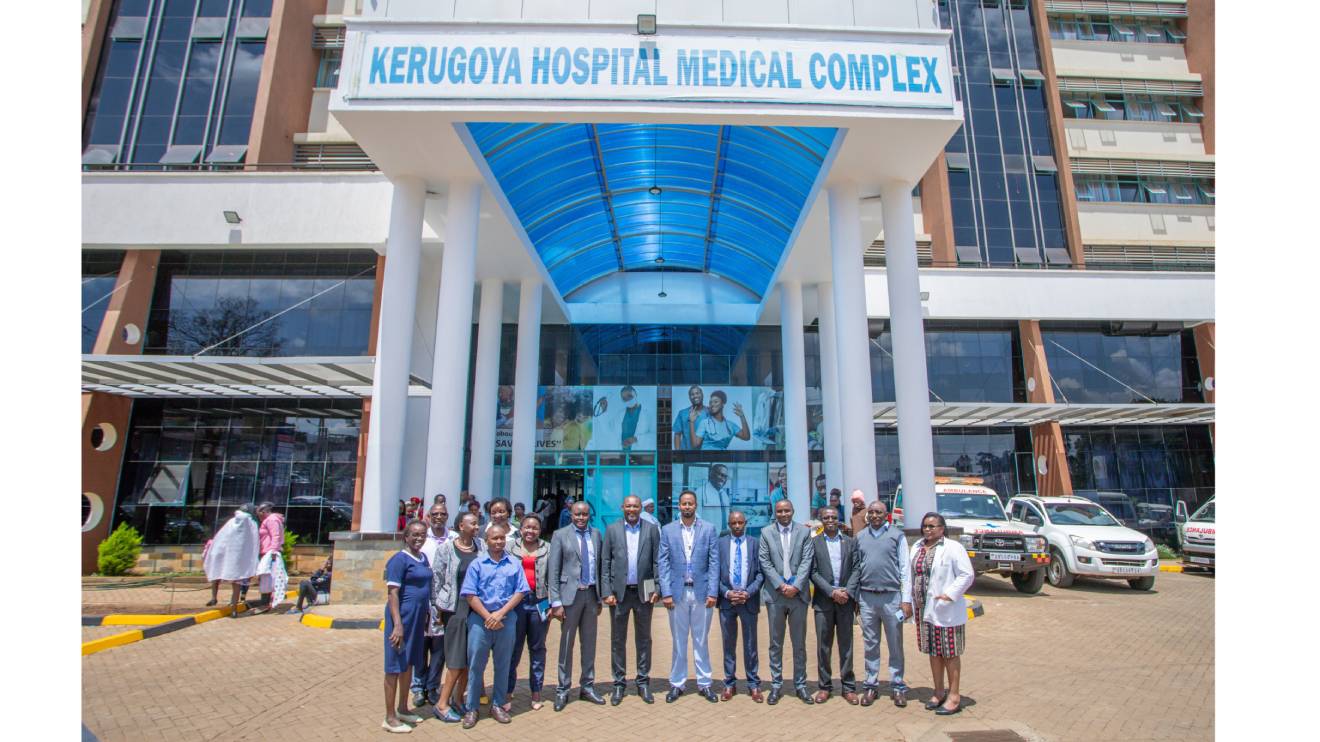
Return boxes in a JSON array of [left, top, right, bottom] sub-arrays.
[[987, 552, 1020, 561], [1189, 556, 1211, 564], [1112, 566, 1143, 574]]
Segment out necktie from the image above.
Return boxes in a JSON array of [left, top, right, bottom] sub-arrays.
[[578, 529, 591, 585], [733, 538, 743, 590]]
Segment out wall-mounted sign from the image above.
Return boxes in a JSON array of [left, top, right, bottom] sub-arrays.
[[352, 30, 954, 109]]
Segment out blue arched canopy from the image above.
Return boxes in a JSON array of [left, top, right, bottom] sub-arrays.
[[465, 123, 837, 301]]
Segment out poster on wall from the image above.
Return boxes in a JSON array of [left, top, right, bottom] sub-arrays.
[[673, 461, 772, 536], [763, 461, 832, 518], [669, 385, 788, 452], [496, 385, 658, 451]]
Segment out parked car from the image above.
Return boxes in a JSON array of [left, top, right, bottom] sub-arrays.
[[1074, 491, 1139, 530], [894, 472, 1049, 594], [1006, 495, 1159, 591], [1175, 497, 1215, 572]]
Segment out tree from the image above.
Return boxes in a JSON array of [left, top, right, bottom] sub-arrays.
[[169, 297, 283, 356]]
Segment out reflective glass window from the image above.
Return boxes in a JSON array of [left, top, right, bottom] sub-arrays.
[[1042, 325, 1203, 404], [83, 251, 125, 353]]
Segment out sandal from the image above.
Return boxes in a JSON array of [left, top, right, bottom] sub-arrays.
[[925, 691, 948, 711], [529, 700, 544, 711]]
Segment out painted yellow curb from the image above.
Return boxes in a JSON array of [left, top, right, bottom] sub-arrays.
[[102, 613, 191, 626], [1160, 564, 1184, 573], [82, 629, 144, 656], [300, 613, 335, 629]]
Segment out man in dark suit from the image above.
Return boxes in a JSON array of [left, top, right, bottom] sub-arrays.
[[716, 509, 765, 702], [600, 495, 661, 705], [809, 507, 859, 704], [758, 498, 815, 705], [657, 490, 721, 704], [547, 501, 606, 711]]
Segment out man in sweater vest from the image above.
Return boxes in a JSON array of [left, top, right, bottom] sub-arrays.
[[845, 500, 912, 708]]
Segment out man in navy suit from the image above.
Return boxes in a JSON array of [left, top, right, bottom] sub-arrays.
[[657, 490, 721, 704], [716, 509, 765, 702]]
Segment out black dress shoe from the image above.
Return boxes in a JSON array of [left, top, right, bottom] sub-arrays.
[[697, 687, 719, 703], [580, 687, 606, 705], [924, 692, 948, 711], [638, 684, 654, 704], [934, 702, 962, 716], [553, 691, 569, 712], [610, 686, 626, 706], [766, 687, 782, 705], [665, 686, 683, 703], [794, 687, 815, 705], [893, 689, 907, 708]]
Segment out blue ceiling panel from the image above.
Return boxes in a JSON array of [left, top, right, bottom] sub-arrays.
[[466, 122, 836, 301]]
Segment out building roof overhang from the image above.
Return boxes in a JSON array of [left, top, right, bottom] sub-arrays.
[[81, 355, 430, 399], [873, 401, 1215, 427]]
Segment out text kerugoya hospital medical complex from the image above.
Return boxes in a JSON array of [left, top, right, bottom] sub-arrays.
[[79, 0, 1214, 592]]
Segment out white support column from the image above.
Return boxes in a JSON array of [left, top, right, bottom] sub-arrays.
[[880, 179, 937, 527], [424, 181, 481, 500], [779, 280, 811, 519], [362, 176, 425, 532], [508, 279, 542, 510], [466, 278, 505, 502], [816, 282, 845, 496], [826, 182, 878, 505]]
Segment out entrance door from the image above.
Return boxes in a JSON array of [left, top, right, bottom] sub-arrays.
[[534, 467, 584, 536]]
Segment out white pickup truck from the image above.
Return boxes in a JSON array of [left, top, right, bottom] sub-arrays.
[[894, 474, 1049, 594], [1176, 497, 1215, 572], [1006, 495, 1159, 591]]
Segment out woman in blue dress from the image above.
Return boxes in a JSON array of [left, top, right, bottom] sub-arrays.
[[382, 521, 433, 733]]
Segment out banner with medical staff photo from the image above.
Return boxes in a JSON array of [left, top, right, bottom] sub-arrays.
[[674, 461, 772, 536], [671, 385, 824, 452], [499, 385, 658, 451]]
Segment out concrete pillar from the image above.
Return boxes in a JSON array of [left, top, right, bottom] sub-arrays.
[[879, 180, 937, 527], [508, 280, 542, 509], [779, 281, 811, 519], [467, 279, 505, 500], [826, 182, 878, 505], [424, 181, 481, 500], [816, 282, 845, 496], [361, 177, 425, 533]]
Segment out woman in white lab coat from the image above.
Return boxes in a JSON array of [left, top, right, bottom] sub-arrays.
[[901, 512, 975, 716]]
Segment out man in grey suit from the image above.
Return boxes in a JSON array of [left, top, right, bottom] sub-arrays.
[[810, 507, 859, 705], [547, 501, 606, 711], [600, 495, 661, 705], [849, 499, 912, 708], [757, 498, 814, 705]]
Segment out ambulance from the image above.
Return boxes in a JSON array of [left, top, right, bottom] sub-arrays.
[[1175, 497, 1215, 572], [893, 471, 1049, 594]]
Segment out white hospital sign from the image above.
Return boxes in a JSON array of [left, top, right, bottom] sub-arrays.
[[351, 30, 955, 109]]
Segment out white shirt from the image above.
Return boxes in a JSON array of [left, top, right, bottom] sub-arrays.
[[728, 535, 750, 589], [624, 520, 641, 586], [778, 523, 795, 581], [680, 521, 696, 583], [825, 534, 843, 588], [420, 529, 457, 567]]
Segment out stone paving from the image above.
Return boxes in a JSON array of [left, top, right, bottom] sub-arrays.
[[81, 572, 1214, 741]]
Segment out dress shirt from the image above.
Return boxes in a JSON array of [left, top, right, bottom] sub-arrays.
[[576, 528, 596, 587], [420, 528, 457, 566], [778, 523, 794, 581], [728, 535, 749, 590], [459, 552, 531, 613], [624, 520, 641, 586], [825, 533, 843, 588], [681, 521, 696, 584]]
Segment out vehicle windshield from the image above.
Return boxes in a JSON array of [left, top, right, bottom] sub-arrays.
[[1190, 500, 1215, 523], [1045, 503, 1119, 527], [937, 493, 1007, 520]]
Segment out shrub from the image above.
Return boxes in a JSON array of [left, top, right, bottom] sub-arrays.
[[1156, 543, 1179, 560], [97, 523, 143, 576], [282, 530, 299, 566]]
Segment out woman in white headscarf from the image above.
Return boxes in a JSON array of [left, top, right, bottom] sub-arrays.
[[203, 503, 260, 617]]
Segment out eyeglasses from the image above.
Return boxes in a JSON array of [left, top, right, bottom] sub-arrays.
[[921, 524, 944, 530]]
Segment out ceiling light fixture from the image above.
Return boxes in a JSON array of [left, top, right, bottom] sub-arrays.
[[649, 185, 662, 196]]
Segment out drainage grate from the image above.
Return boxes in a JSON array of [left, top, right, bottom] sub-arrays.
[[949, 732, 1027, 742]]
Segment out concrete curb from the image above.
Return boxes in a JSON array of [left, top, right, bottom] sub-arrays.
[[82, 590, 299, 656], [1159, 564, 1184, 573], [299, 613, 385, 630]]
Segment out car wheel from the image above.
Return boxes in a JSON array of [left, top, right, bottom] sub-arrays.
[[1046, 548, 1074, 588], [1011, 568, 1045, 594], [1128, 576, 1155, 591]]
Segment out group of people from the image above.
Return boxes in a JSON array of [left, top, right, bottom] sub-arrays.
[[201, 501, 292, 616], [378, 489, 976, 733]]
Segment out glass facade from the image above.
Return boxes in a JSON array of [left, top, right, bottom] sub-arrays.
[[875, 427, 1036, 505], [83, 0, 273, 167], [144, 250, 377, 356], [1042, 324, 1203, 404], [83, 251, 124, 353], [1074, 176, 1215, 205], [1063, 424, 1214, 545], [941, 0, 1068, 266], [113, 398, 361, 545], [870, 321, 1026, 403], [1047, 15, 1186, 44]]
